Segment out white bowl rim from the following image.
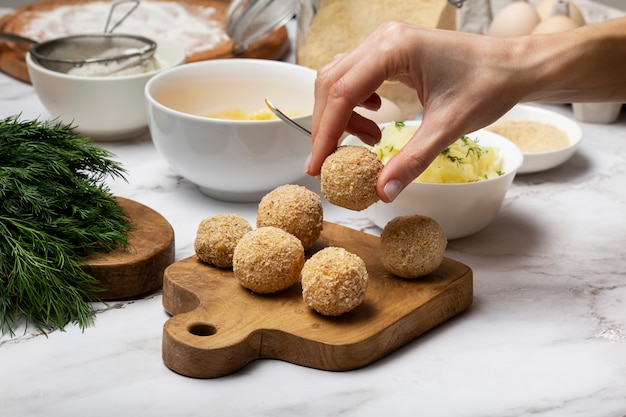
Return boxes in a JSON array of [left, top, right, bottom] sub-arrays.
[[145, 58, 316, 124], [26, 37, 185, 81], [144, 95, 311, 126], [342, 120, 524, 186], [145, 96, 313, 126]]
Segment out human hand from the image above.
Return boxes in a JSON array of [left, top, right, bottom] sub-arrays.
[[306, 20, 525, 202]]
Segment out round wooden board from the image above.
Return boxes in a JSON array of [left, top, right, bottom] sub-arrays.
[[0, 0, 289, 83], [84, 197, 175, 300], [162, 221, 473, 378]]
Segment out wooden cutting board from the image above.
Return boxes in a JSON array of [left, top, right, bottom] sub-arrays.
[[84, 197, 175, 300], [0, 0, 289, 83], [162, 221, 472, 378]]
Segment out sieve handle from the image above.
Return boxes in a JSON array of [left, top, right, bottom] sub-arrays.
[[103, 0, 140, 33], [0, 32, 37, 45], [448, 0, 467, 7]]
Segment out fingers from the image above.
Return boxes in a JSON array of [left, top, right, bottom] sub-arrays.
[[344, 111, 382, 146], [359, 93, 382, 112], [376, 104, 475, 202], [308, 82, 384, 175], [375, 92, 516, 202], [308, 25, 404, 176], [376, 123, 448, 202], [308, 77, 355, 176], [307, 107, 383, 176]]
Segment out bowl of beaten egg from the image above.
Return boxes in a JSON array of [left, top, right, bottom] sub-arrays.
[[145, 59, 316, 202], [342, 121, 524, 239], [486, 104, 583, 174]]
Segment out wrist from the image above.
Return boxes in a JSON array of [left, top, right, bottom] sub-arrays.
[[517, 18, 626, 103]]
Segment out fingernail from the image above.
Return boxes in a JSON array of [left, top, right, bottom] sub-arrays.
[[383, 179, 403, 202], [360, 133, 377, 146], [303, 152, 312, 174]]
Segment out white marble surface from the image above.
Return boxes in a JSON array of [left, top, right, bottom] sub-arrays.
[[2, 7, 626, 417]]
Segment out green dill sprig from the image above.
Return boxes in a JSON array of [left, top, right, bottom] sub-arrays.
[[393, 121, 406, 130], [441, 147, 464, 165], [0, 116, 132, 335], [442, 135, 485, 165]]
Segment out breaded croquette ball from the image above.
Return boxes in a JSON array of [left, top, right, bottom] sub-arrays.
[[257, 184, 323, 250], [301, 247, 368, 316], [233, 226, 305, 294], [194, 214, 252, 268], [380, 215, 447, 279], [320, 146, 382, 211]]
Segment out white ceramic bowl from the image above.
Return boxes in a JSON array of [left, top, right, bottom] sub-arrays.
[[343, 122, 524, 239], [572, 102, 623, 124], [26, 38, 185, 141], [145, 59, 316, 203], [488, 104, 583, 174]]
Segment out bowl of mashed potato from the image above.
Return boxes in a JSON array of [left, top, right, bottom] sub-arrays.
[[27, 38, 185, 141], [342, 121, 524, 239], [145, 58, 316, 203]]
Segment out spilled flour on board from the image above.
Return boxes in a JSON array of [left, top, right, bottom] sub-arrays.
[[19, 1, 229, 55]]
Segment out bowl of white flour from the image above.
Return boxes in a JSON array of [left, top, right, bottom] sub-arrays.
[[27, 37, 185, 141]]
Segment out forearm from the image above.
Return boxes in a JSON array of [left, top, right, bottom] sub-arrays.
[[517, 16, 626, 103]]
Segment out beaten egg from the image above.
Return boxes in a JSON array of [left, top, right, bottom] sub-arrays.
[[208, 109, 278, 120], [207, 108, 303, 121]]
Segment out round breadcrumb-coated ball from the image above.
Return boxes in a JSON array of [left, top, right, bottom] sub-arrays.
[[257, 184, 323, 250], [194, 213, 252, 268], [301, 246, 368, 316], [320, 146, 382, 211], [233, 226, 305, 294], [380, 215, 447, 279]]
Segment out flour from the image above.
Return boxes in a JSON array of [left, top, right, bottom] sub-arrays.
[[19, 1, 230, 55], [67, 54, 165, 77], [64, 45, 165, 77]]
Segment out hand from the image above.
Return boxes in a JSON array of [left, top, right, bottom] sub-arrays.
[[306, 20, 527, 202]]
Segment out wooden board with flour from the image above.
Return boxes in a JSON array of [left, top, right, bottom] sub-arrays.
[[0, 0, 288, 83]]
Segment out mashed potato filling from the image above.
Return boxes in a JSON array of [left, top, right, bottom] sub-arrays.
[[371, 121, 504, 183]]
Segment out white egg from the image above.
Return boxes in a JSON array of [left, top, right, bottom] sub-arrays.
[[531, 15, 581, 34], [535, 0, 585, 26], [488, 1, 541, 38]]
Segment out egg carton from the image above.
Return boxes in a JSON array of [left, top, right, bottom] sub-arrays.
[[458, 0, 625, 34]]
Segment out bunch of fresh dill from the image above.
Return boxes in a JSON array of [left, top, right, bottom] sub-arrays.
[[0, 116, 132, 335]]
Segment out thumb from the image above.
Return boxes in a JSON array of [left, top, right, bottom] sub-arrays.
[[376, 122, 459, 202]]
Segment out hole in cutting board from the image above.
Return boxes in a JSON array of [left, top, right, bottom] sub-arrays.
[[188, 323, 218, 337]]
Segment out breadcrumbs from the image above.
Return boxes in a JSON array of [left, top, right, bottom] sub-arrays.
[[194, 214, 252, 268], [257, 184, 323, 250], [487, 120, 570, 152], [380, 215, 447, 278], [233, 227, 304, 294], [320, 146, 382, 211], [301, 246, 368, 316]]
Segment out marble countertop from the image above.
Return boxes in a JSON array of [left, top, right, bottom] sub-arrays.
[[2, 7, 626, 417]]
